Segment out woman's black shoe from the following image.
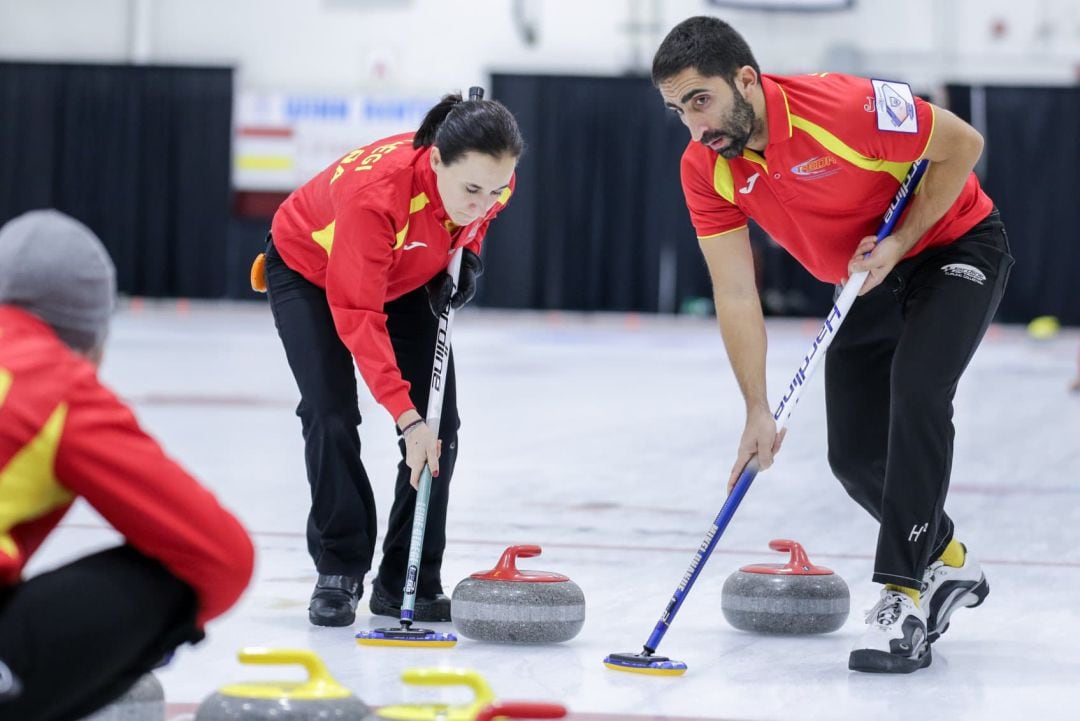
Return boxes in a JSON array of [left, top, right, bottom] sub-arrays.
[[368, 579, 451, 622], [308, 574, 361, 627]]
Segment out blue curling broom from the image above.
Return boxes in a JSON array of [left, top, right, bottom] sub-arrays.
[[604, 159, 929, 675]]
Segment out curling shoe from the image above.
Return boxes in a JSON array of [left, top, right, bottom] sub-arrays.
[[0, 659, 22, 702], [369, 578, 451, 622], [849, 588, 931, 674], [308, 574, 361, 627], [921, 544, 990, 643]]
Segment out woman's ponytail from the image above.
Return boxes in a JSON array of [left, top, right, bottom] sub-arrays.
[[413, 93, 464, 149]]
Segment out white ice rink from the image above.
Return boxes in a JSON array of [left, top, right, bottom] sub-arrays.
[[29, 300, 1080, 721]]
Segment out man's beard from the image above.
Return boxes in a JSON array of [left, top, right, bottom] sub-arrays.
[[702, 91, 759, 159]]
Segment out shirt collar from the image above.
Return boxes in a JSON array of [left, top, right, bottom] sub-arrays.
[[760, 74, 793, 151]]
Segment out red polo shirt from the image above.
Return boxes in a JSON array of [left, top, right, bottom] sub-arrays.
[[271, 132, 514, 420], [0, 306, 254, 627], [681, 73, 993, 283]]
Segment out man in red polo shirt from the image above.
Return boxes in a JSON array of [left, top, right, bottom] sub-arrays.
[[653, 17, 1012, 673]]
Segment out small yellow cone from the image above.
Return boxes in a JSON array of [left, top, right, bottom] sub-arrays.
[[1027, 315, 1060, 340]]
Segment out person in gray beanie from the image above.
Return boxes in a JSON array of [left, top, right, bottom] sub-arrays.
[[0, 209, 254, 721], [0, 209, 116, 361]]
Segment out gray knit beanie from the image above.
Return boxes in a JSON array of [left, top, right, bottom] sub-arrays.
[[0, 209, 116, 353]]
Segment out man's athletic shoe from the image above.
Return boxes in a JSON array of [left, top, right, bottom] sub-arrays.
[[849, 589, 932, 673], [369, 578, 451, 622], [921, 545, 990, 643], [0, 659, 21, 702], [308, 574, 361, 627]]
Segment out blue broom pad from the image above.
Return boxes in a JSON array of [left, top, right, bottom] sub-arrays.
[[355, 627, 458, 643], [603, 652, 687, 671]]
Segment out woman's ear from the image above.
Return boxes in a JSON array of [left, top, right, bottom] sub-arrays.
[[430, 146, 442, 171]]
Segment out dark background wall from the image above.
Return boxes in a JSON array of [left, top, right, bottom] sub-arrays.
[[479, 74, 705, 313], [0, 61, 233, 298], [948, 84, 1080, 324], [1, 63, 1076, 324]]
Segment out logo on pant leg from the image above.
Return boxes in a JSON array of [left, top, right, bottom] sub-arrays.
[[941, 263, 986, 285], [909, 522, 929, 542]]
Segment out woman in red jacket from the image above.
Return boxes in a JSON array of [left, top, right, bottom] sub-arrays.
[[263, 90, 522, 627]]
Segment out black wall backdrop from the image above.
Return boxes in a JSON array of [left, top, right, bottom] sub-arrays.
[[481, 73, 707, 313], [0, 62, 233, 298], [949, 84, 1080, 324]]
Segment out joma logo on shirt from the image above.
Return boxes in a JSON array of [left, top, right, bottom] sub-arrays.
[[738, 173, 760, 194], [791, 155, 839, 179]]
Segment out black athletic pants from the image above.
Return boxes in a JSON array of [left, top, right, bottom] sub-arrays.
[[264, 237, 459, 597], [0, 546, 199, 721], [825, 209, 1013, 588]]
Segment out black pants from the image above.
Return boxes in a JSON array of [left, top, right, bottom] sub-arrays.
[[0, 546, 199, 721], [825, 210, 1013, 588], [264, 238, 459, 596]]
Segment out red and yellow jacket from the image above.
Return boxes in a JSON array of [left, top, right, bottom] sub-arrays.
[[0, 306, 254, 627], [681, 73, 993, 283], [271, 132, 515, 420]]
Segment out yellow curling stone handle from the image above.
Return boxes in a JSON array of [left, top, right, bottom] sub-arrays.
[[218, 647, 354, 700], [375, 668, 495, 721]]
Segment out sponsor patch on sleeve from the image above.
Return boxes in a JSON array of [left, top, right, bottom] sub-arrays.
[[871, 79, 918, 134]]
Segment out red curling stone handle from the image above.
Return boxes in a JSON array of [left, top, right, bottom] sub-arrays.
[[470, 545, 570, 582], [738, 539, 835, 575], [475, 701, 568, 720]]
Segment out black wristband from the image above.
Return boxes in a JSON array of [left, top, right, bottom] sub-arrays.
[[400, 418, 424, 437]]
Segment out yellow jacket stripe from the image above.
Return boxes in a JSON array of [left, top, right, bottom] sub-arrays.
[[789, 114, 912, 182], [392, 193, 431, 250], [0, 403, 72, 559]]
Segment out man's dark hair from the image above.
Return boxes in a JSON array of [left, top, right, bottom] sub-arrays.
[[651, 16, 761, 87]]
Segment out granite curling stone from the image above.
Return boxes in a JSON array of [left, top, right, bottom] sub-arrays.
[[194, 647, 370, 721], [79, 673, 164, 721], [451, 545, 585, 644], [721, 539, 849, 634]]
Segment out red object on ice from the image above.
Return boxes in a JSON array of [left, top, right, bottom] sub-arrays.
[[738, 539, 836, 576], [470, 545, 571, 583], [475, 702, 568, 721]]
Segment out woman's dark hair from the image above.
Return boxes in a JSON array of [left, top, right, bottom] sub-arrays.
[[651, 16, 760, 87], [413, 92, 524, 165]]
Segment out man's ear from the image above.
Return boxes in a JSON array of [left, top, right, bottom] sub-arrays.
[[735, 66, 758, 95]]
